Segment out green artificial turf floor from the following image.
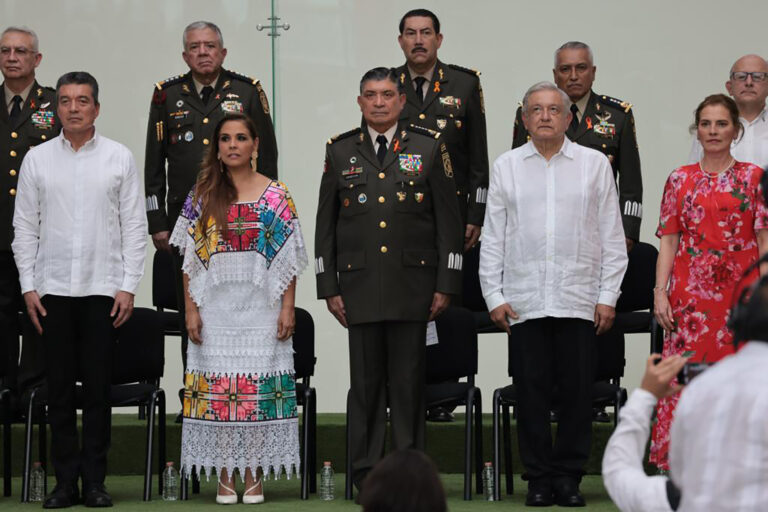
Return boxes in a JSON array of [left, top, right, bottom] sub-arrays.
[[0, 474, 619, 511]]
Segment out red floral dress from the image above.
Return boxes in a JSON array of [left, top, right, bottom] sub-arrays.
[[650, 162, 768, 469]]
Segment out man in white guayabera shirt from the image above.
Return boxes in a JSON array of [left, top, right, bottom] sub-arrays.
[[479, 81, 627, 508], [12, 71, 146, 508]]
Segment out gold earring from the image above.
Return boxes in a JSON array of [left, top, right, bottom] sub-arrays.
[[251, 151, 258, 173]]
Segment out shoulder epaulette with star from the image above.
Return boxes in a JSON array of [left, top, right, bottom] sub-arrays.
[[448, 63, 481, 77], [408, 124, 441, 139], [327, 127, 361, 145], [227, 69, 261, 86], [154, 73, 186, 91], [597, 94, 633, 113]]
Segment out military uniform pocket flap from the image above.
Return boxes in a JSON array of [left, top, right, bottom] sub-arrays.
[[402, 249, 437, 267], [337, 251, 366, 272]]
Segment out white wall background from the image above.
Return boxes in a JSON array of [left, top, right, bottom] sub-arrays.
[[4, 0, 767, 412]]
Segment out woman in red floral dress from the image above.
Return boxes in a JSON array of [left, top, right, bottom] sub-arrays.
[[651, 94, 768, 470]]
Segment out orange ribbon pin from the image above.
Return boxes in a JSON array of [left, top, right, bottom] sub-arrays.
[[393, 139, 401, 153], [433, 81, 440, 93]]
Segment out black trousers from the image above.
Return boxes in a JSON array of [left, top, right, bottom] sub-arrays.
[[348, 321, 426, 488], [41, 295, 115, 487], [167, 201, 189, 374], [508, 317, 596, 481]]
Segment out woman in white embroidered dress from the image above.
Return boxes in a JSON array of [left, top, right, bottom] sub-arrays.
[[171, 113, 307, 505]]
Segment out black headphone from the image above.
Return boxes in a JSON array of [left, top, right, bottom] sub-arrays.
[[727, 255, 768, 345]]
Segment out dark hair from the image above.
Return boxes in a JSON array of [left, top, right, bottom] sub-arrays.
[[194, 113, 259, 237], [690, 93, 743, 140], [399, 9, 440, 34], [55, 71, 99, 104], [359, 67, 404, 94], [731, 274, 768, 344], [359, 450, 447, 512]]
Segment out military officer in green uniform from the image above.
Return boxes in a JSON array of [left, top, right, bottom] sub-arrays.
[[0, 26, 58, 395], [512, 41, 643, 248], [394, 9, 488, 250], [145, 21, 278, 417], [315, 67, 463, 491]]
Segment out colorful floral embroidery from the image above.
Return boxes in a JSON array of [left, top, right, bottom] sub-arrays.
[[183, 372, 297, 423]]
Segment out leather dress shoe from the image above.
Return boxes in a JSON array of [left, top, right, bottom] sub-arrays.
[[43, 484, 79, 509], [426, 406, 455, 422], [525, 480, 553, 507], [83, 484, 113, 507], [553, 478, 585, 507]]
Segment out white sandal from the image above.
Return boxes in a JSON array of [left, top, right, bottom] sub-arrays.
[[242, 478, 264, 505], [216, 479, 238, 505]]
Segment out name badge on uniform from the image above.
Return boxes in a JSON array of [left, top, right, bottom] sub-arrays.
[[593, 112, 616, 138], [438, 96, 461, 109], [31, 110, 55, 129], [342, 166, 363, 180], [220, 100, 244, 113], [169, 110, 190, 122], [398, 154, 423, 177]]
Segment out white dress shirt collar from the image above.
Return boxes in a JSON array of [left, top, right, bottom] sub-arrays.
[[60, 130, 99, 152], [193, 75, 219, 96], [522, 136, 575, 161], [4, 81, 34, 113], [367, 123, 398, 152]]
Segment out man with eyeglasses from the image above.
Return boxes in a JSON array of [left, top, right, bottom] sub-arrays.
[[481, 81, 627, 507], [688, 54, 768, 167], [0, 26, 58, 402]]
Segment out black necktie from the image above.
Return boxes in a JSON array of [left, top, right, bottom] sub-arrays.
[[414, 77, 427, 103], [376, 135, 388, 164], [9, 95, 22, 124], [201, 86, 214, 105], [569, 103, 579, 133]]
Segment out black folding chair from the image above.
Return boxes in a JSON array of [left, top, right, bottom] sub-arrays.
[[21, 308, 167, 502], [0, 383, 10, 497], [293, 307, 317, 499]]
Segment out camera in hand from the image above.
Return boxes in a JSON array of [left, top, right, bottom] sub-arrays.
[[677, 362, 712, 384]]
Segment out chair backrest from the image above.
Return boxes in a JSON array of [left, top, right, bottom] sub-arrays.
[[616, 241, 658, 313], [461, 243, 487, 313], [112, 307, 165, 385], [292, 307, 316, 380], [152, 250, 178, 311], [426, 306, 478, 384]]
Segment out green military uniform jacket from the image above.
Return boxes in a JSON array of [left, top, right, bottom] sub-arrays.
[[0, 82, 59, 250], [144, 68, 278, 234], [394, 60, 489, 226], [315, 121, 464, 325], [512, 91, 643, 241]]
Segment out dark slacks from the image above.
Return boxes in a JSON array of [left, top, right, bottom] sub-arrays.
[[41, 295, 115, 487], [167, 201, 189, 372], [348, 321, 426, 488], [508, 317, 596, 481]]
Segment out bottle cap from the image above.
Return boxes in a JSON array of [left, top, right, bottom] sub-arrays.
[[323, 461, 331, 466], [166, 461, 174, 467], [484, 462, 492, 467], [33, 462, 42, 468]]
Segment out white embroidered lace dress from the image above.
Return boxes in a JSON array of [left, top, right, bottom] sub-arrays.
[[170, 180, 308, 480]]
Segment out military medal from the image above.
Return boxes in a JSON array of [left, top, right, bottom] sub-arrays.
[[343, 198, 350, 207], [220, 100, 244, 113], [397, 191, 407, 202], [414, 192, 424, 203], [400, 72, 405, 84], [342, 166, 363, 180], [438, 96, 461, 109], [350, 156, 357, 163], [398, 154, 423, 177], [184, 130, 194, 142], [593, 112, 616, 138], [436, 118, 447, 130], [31, 110, 55, 129], [40, 102, 50, 109], [358, 193, 367, 204], [454, 120, 462, 129], [176, 100, 184, 107]]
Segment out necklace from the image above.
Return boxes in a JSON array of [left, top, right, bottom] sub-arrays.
[[699, 157, 735, 176]]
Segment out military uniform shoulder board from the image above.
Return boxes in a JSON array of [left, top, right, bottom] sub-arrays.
[[598, 94, 633, 113], [228, 69, 260, 86], [327, 127, 362, 145], [448, 63, 481, 77], [408, 124, 441, 139], [154, 73, 186, 91]]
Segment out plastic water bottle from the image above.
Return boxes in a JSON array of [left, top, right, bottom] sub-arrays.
[[482, 461, 495, 501], [162, 462, 179, 501], [319, 461, 335, 500], [29, 462, 46, 502]]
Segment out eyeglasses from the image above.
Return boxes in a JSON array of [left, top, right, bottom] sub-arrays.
[[730, 71, 768, 82]]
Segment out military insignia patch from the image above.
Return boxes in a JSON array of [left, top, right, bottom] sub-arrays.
[[31, 110, 55, 129], [342, 167, 363, 180], [169, 110, 189, 121], [358, 193, 367, 204], [221, 100, 244, 113], [184, 130, 194, 142], [398, 154, 423, 177], [414, 192, 424, 203], [397, 191, 407, 202], [479, 85, 486, 114], [436, 118, 447, 130], [455, 120, 462, 129], [439, 96, 461, 109], [593, 112, 616, 138], [442, 149, 453, 178], [256, 82, 270, 114]]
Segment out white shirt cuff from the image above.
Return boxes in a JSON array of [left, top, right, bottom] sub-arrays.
[[484, 292, 507, 314], [120, 274, 142, 295], [598, 290, 620, 307], [20, 276, 35, 295]]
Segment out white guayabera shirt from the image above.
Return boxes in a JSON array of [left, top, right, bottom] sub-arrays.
[[479, 137, 627, 323]]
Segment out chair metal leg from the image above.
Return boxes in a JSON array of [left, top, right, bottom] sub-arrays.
[[492, 389, 502, 501], [614, 389, 622, 428], [143, 392, 157, 501], [158, 390, 166, 496], [180, 468, 189, 500], [463, 389, 474, 501], [474, 390, 483, 496], [300, 388, 310, 500], [21, 388, 37, 503], [2, 390, 11, 497], [345, 391, 353, 500], [309, 389, 317, 493], [192, 468, 200, 494], [502, 404, 513, 495]]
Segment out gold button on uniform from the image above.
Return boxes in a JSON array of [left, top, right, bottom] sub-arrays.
[[203, 138, 210, 145], [378, 196, 385, 203], [11, 132, 17, 139], [378, 172, 385, 179], [9, 170, 16, 176], [347, 264, 352, 269], [41, 135, 47, 141], [9, 188, 16, 196], [420, 260, 426, 265], [380, 246, 388, 253], [10, 150, 16, 157], [456, 190, 461, 195], [419, 113, 426, 120], [379, 221, 387, 229], [203, 118, 209, 124]]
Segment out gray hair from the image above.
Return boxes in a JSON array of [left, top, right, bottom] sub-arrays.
[[183, 21, 223, 50], [554, 41, 593, 67], [522, 81, 572, 113], [1, 26, 39, 52]]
